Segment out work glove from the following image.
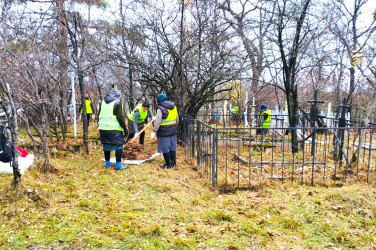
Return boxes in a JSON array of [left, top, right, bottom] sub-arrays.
[[134, 132, 140, 138], [151, 131, 156, 140], [152, 116, 156, 121]]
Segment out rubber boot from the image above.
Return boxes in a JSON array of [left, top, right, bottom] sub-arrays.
[[160, 164, 172, 169], [170, 151, 177, 168], [115, 162, 128, 170], [105, 161, 111, 168], [160, 153, 171, 169]]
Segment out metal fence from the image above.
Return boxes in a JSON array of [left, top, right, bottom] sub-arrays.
[[183, 116, 376, 189]]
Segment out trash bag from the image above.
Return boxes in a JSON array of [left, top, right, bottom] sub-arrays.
[[0, 124, 13, 163]]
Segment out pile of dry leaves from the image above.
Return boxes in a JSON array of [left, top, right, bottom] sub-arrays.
[[122, 142, 156, 160]]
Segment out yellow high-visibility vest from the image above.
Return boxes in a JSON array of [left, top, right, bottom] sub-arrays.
[[160, 106, 178, 126], [98, 100, 123, 131], [128, 104, 148, 123], [259, 109, 271, 128], [80, 100, 93, 114]]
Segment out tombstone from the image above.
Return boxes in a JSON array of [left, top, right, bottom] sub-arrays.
[[326, 102, 332, 127], [223, 100, 227, 125], [244, 92, 249, 128]]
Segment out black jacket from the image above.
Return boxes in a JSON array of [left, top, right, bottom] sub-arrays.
[[98, 90, 128, 145]]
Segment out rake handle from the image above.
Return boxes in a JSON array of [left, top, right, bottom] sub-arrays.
[[130, 120, 154, 143]]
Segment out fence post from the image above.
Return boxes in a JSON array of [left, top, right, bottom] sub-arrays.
[[191, 119, 196, 158], [212, 128, 217, 187], [197, 120, 201, 167], [183, 117, 187, 159]]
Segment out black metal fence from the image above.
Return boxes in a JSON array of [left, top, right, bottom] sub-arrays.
[[183, 116, 376, 189]]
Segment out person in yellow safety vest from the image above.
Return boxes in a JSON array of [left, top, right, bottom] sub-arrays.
[[151, 93, 178, 169], [98, 89, 128, 170], [79, 96, 95, 126], [231, 105, 239, 115], [126, 101, 155, 145], [257, 103, 271, 135]]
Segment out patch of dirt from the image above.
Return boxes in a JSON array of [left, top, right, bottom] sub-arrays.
[[122, 142, 156, 160]]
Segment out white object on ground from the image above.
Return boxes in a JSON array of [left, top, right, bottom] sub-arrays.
[[354, 143, 376, 150], [0, 154, 35, 174], [101, 152, 161, 166]]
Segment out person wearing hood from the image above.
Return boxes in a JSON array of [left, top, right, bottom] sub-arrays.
[[256, 103, 271, 135], [126, 101, 155, 145], [98, 89, 128, 170], [151, 94, 178, 169]]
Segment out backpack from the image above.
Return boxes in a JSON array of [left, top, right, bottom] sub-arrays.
[[0, 125, 13, 163]]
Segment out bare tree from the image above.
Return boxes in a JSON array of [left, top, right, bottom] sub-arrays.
[[274, 0, 312, 152], [219, 0, 271, 97], [138, 1, 241, 113], [327, 0, 376, 102]]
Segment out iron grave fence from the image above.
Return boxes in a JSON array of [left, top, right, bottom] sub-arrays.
[[183, 115, 376, 189]]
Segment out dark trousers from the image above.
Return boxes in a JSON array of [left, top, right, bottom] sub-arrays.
[[126, 131, 145, 145], [104, 149, 123, 162], [81, 114, 92, 126]]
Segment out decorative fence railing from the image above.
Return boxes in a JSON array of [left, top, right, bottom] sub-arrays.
[[183, 115, 376, 189]]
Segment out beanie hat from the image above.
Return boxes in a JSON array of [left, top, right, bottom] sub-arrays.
[[85, 96, 89, 100], [156, 93, 168, 103], [261, 103, 267, 109], [142, 101, 150, 108]]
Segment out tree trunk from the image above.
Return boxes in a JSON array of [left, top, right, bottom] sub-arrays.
[[78, 69, 89, 154], [41, 104, 50, 172], [5, 84, 21, 185], [56, 0, 69, 140], [9, 111, 20, 185], [95, 70, 103, 108], [128, 64, 135, 111]]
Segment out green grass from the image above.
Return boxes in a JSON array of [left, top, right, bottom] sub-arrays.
[[1, 126, 376, 248]]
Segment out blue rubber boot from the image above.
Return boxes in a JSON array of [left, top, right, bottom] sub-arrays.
[[115, 162, 128, 170], [105, 161, 111, 168]]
